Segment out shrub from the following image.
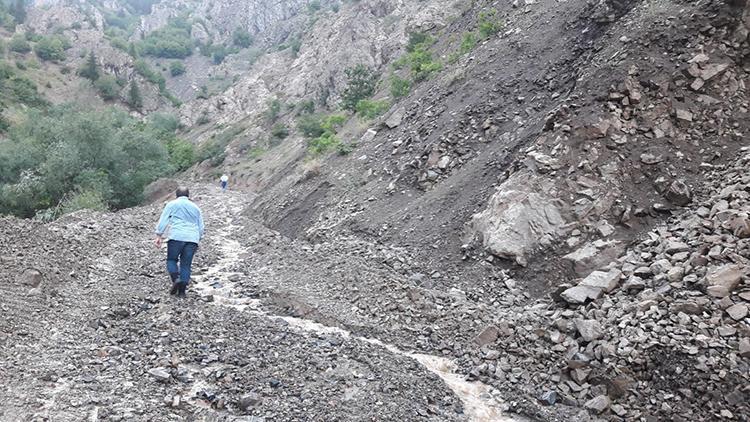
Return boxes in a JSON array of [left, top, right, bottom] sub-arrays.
[[300, 114, 347, 155], [149, 113, 181, 133], [94, 75, 120, 100], [355, 99, 390, 119], [233, 28, 253, 48], [341, 64, 378, 112], [60, 189, 108, 215], [266, 98, 282, 122], [34, 36, 68, 61], [166, 137, 195, 171], [478, 9, 502, 39], [460, 32, 477, 54], [169, 60, 185, 76], [8, 35, 30, 53], [139, 18, 193, 59], [297, 114, 324, 138], [211, 45, 227, 64], [296, 99, 315, 115], [390, 76, 410, 98], [271, 123, 289, 139]]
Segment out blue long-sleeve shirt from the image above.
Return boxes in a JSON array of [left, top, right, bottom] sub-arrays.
[[155, 197, 204, 244]]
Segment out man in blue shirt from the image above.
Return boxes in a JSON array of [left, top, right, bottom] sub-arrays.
[[154, 187, 205, 297]]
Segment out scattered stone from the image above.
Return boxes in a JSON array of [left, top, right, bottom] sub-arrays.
[[574, 319, 603, 342], [474, 325, 499, 346], [148, 368, 171, 383], [666, 179, 692, 206], [584, 395, 611, 414], [539, 390, 557, 406], [726, 303, 748, 321], [16, 268, 43, 288], [239, 392, 262, 410], [705, 265, 744, 298], [579, 269, 621, 293], [561, 285, 603, 304]]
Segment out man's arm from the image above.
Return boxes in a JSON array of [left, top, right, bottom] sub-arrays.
[[198, 207, 205, 240], [154, 203, 171, 247]]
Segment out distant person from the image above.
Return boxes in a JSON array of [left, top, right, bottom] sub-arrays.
[[154, 187, 204, 297], [220, 174, 229, 191]]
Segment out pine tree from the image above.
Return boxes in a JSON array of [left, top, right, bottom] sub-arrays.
[[127, 42, 138, 58], [80, 51, 100, 80], [128, 81, 143, 110]]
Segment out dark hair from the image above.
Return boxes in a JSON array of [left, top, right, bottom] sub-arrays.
[[176, 187, 190, 198]]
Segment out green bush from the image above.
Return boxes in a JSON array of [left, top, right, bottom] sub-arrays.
[[60, 189, 108, 215], [34, 36, 68, 61], [341, 64, 378, 112], [0, 73, 48, 107], [8, 35, 30, 53], [266, 98, 282, 122], [460, 32, 477, 53], [271, 123, 289, 139], [233, 28, 253, 48], [296, 99, 315, 115], [128, 80, 143, 110], [211, 44, 227, 64], [297, 114, 324, 138], [478, 9, 502, 39], [390, 76, 410, 98], [300, 114, 346, 155], [139, 18, 193, 58], [169, 60, 185, 76], [355, 99, 390, 119], [0, 106, 171, 217], [166, 137, 195, 171], [149, 113, 181, 133], [94, 75, 120, 100]]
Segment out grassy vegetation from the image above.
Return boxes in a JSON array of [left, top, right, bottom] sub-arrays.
[[355, 99, 389, 119], [197, 125, 246, 167]]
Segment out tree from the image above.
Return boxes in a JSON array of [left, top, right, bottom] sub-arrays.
[[128, 81, 143, 110], [34, 37, 66, 61], [79, 51, 100, 80], [233, 29, 253, 48], [340, 64, 378, 112], [94, 75, 119, 100]]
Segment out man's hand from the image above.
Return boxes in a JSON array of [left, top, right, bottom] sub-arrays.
[[154, 236, 163, 248]]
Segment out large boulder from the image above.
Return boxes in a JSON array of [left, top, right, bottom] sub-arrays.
[[705, 264, 744, 298], [470, 175, 568, 266]]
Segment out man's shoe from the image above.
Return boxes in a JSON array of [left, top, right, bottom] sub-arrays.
[[170, 282, 179, 295], [177, 282, 187, 298]]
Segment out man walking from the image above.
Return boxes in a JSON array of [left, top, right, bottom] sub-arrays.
[[154, 187, 204, 297], [220, 174, 229, 191]]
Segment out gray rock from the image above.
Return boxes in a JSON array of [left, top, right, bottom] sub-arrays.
[[726, 304, 748, 321], [666, 179, 692, 206], [739, 338, 750, 358], [665, 241, 690, 255], [539, 390, 557, 405], [649, 259, 672, 275], [584, 395, 611, 413], [470, 177, 568, 266], [574, 319, 603, 342], [239, 392, 262, 410], [579, 269, 621, 293], [705, 264, 744, 297], [474, 325, 499, 346], [561, 285, 603, 304], [384, 107, 405, 129], [148, 368, 171, 382], [16, 268, 43, 287]]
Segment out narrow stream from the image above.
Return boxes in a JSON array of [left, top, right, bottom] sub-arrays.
[[190, 199, 520, 422]]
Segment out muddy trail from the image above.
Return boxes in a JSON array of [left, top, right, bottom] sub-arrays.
[[0, 185, 537, 422]]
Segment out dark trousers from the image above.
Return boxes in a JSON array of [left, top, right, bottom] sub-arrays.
[[166, 240, 198, 284]]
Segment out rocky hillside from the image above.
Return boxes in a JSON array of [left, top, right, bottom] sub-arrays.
[[1, 0, 750, 421]]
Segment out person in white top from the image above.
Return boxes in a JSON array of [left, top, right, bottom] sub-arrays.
[[220, 174, 229, 191]]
